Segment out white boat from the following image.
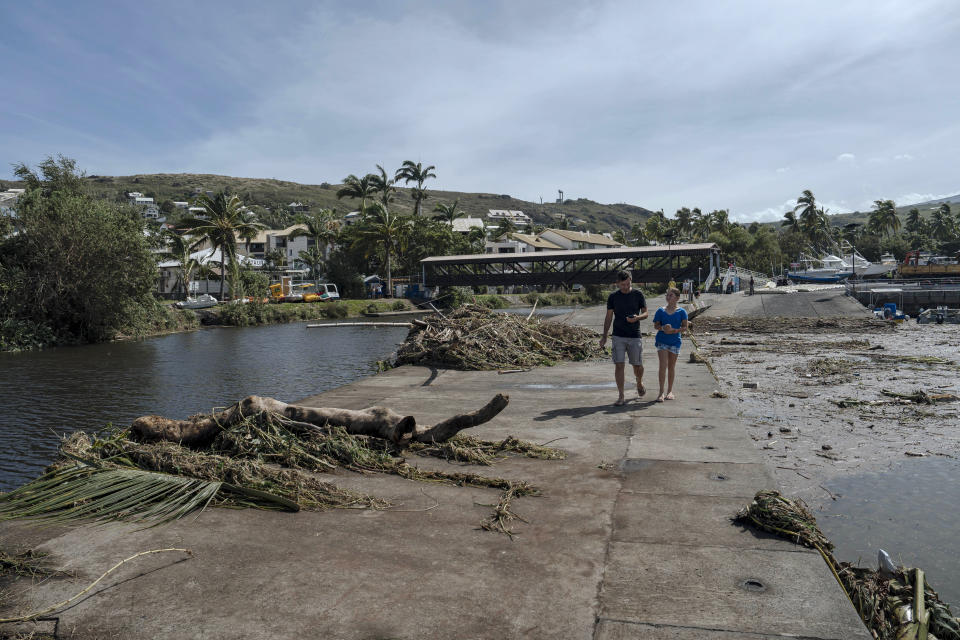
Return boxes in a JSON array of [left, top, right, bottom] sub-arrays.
[[847, 251, 898, 278], [175, 294, 219, 309], [787, 253, 853, 283]]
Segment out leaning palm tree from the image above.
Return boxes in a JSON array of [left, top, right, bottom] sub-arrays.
[[872, 199, 899, 237], [356, 202, 410, 295], [493, 216, 517, 240], [161, 229, 203, 298], [179, 193, 264, 300], [432, 199, 465, 224], [781, 210, 801, 235], [691, 208, 712, 241], [794, 190, 819, 241], [674, 207, 693, 240], [394, 161, 436, 216], [336, 174, 376, 219], [288, 209, 341, 260], [370, 164, 397, 208]]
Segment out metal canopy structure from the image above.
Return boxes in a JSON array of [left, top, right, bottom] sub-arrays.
[[421, 243, 720, 287]]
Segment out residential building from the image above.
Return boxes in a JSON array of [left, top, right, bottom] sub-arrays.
[[0, 189, 22, 217], [236, 224, 318, 265], [487, 209, 532, 227], [451, 217, 485, 234], [287, 202, 309, 213], [172, 201, 189, 210], [343, 211, 362, 226], [484, 233, 561, 254], [538, 228, 623, 250]]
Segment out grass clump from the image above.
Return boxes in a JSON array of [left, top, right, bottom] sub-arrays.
[[796, 357, 856, 378]]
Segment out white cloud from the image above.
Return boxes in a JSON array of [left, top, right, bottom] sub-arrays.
[[776, 167, 789, 173], [893, 154, 914, 161], [836, 153, 857, 163]]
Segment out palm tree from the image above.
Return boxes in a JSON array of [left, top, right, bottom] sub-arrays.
[[161, 229, 203, 298], [288, 209, 341, 260], [432, 199, 465, 224], [297, 247, 326, 286], [905, 207, 923, 235], [336, 174, 376, 219], [394, 161, 436, 216], [370, 164, 397, 208], [179, 192, 264, 300], [781, 210, 801, 234], [493, 216, 517, 239], [794, 190, 820, 241], [867, 200, 899, 237], [691, 208, 712, 241], [710, 209, 731, 235], [931, 205, 956, 241], [357, 202, 410, 295], [674, 207, 693, 240]]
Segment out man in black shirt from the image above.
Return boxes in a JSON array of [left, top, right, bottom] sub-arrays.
[[600, 270, 648, 406]]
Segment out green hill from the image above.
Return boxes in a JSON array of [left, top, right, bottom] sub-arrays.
[[68, 173, 655, 231]]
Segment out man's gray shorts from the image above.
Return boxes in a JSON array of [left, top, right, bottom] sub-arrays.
[[611, 335, 643, 365]]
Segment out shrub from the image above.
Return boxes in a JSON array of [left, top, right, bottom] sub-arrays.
[[441, 286, 473, 309], [391, 300, 408, 311], [322, 302, 349, 319]]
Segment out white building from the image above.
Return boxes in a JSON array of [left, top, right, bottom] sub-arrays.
[[451, 217, 485, 234], [236, 224, 315, 265], [172, 201, 189, 210], [487, 209, 532, 227]]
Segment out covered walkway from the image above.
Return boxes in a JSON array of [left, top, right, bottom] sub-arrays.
[[421, 243, 720, 287]]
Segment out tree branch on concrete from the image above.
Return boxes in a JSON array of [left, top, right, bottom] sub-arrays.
[[130, 394, 510, 446]]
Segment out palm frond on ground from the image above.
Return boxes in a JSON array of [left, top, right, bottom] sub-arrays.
[[0, 465, 222, 527]]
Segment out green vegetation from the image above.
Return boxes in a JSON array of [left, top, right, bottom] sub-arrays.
[[0, 157, 164, 350]]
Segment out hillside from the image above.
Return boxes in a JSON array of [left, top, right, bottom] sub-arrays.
[[56, 173, 655, 232]]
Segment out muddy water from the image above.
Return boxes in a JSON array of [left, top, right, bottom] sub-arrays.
[[698, 321, 960, 605], [0, 321, 410, 492]]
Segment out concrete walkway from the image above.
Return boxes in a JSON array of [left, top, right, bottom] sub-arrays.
[[0, 306, 868, 639]]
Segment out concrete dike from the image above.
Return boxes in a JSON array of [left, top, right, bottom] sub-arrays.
[[0, 304, 868, 639]]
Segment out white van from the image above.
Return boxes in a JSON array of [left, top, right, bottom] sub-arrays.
[[319, 283, 340, 301]]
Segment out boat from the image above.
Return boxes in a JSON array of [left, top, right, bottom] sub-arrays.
[[175, 294, 219, 309], [916, 306, 960, 324], [848, 251, 899, 279], [787, 253, 853, 283]]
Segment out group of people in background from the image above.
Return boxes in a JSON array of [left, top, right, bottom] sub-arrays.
[[600, 271, 689, 406]]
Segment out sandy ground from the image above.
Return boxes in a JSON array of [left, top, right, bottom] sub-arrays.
[[692, 313, 960, 506]]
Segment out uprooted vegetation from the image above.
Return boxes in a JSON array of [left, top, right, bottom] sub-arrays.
[[795, 357, 858, 379], [694, 316, 894, 335], [0, 397, 564, 537], [395, 304, 604, 370], [736, 490, 960, 640]]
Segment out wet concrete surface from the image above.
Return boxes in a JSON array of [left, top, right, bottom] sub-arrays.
[[0, 298, 869, 639]]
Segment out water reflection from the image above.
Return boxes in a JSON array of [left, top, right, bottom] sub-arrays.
[[0, 322, 410, 491], [819, 458, 960, 606]]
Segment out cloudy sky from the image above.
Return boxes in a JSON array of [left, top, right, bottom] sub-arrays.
[[3, 0, 959, 221]]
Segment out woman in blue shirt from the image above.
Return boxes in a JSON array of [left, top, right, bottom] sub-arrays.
[[653, 287, 689, 402]]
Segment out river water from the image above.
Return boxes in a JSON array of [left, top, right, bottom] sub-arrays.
[[0, 321, 410, 492]]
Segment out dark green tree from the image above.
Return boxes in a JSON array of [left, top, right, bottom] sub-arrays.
[[394, 161, 436, 216]]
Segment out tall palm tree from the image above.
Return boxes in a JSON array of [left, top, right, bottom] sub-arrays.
[[357, 202, 410, 295], [794, 190, 819, 240], [336, 174, 376, 219], [395, 161, 436, 216], [905, 207, 923, 235], [691, 208, 712, 241], [288, 209, 341, 260], [179, 192, 264, 300], [370, 164, 397, 208], [432, 199, 465, 224]]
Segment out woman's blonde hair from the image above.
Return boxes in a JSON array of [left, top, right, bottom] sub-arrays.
[[666, 287, 681, 298]]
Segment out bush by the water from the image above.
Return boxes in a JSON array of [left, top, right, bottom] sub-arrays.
[[0, 157, 161, 350], [214, 301, 349, 327], [473, 295, 510, 309]]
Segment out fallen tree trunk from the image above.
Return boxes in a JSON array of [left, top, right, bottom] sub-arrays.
[[131, 394, 510, 447]]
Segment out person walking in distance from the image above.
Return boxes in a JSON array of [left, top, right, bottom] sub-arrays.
[[749, 276, 755, 296], [653, 287, 689, 402], [599, 271, 648, 406]]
